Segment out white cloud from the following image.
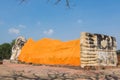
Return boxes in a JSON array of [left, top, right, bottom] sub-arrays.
[[18, 24, 26, 28], [8, 28, 20, 34], [37, 21, 41, 26], [77, 19, 82, 23], [43, 29, 54, 35]]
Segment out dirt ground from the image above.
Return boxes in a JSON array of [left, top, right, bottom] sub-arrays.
[[0, 60, 120, 80]]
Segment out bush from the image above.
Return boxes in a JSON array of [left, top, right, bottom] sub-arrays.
[[0, 40, 15, 60], [117, 50, 120, 55]]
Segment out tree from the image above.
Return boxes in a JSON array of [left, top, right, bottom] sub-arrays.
[[0, 43, 11, 60], [0, 45, 2, 60], [20, 0, 70, 8], [117, 50, 120, 55], [10, 39, 15, 47], [54, 0, 70, 7], [0, 40, 15, 60]]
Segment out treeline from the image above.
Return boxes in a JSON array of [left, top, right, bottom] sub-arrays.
[[0, 40, 15, 60], [117, 50, 120, 55]]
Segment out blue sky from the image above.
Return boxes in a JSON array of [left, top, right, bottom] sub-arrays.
[[0, 0, 120, 49]]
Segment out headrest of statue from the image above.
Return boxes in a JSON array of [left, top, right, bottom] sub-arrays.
[[15, 36, 27, 49]]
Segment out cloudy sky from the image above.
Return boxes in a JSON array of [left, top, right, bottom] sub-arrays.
[[0, 0, 120, 49]]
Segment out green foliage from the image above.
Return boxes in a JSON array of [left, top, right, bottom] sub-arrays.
[[11, 39, 15, 47], [0, 40, 15, 60], [116, 50, 120, 55]]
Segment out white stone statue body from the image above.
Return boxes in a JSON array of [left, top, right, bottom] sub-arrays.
[[10, 36, 26, 62]]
